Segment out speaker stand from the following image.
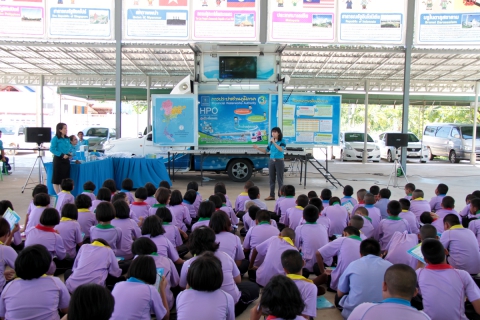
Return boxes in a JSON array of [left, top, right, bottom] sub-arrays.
[[21, 146, 45, 193], [387, 158, 408, 189]]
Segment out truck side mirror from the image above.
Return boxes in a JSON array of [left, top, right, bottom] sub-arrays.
[[147, 134, 152, 141]]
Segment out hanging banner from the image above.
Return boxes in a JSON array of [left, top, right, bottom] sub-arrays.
[[192, 0, 259, 41], [0, 0, 45, 38], [338, 0, 407, 44], [415, 0, 480, 45], [198, 94, 269, 146], [268, 0, 335, 42], [124, 0, 189, 40], [152, 94, 197, 146], [46, 0, 113, 39]]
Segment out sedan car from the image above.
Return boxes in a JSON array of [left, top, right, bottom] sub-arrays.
[[82, 127, 116, 152], [340, 132, 381, 162], [377, 132, 428, 163]]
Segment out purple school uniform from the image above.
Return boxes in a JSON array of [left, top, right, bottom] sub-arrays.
[[25, 226, 66, 275], [410, 199, 431, 221], [91, 199, 107, 214], [0, 246, 16, 293], [365, 205, 381, 229], [374, 198, 390, 219], [176, 289, 235, 320], [440, 226, 480, 274], [119, 189, 135, 204], [25, 206, 47, 235], [286, 206, 304, 229], [243, 213, 254, 231], [278, 197, 297, 223], [318, 236, 362, 290], [430, 194, 446, 212], [322, 200, 330, 210], [274, 197, 285, 214], [111, 280, 167, 320], [359, 215, 375, 238], [169, 204, 191, 232], [351, 203, 365, 218], [0, 276, 70, 320], [163, 223, 183, 247], [215, 231, 245, 261], [225, 194, 233, 208], [433, 209, 460, 233], [145, 196, 157, 206], [55, 191, 74, 213], [243, 223, 279, 265], [235, 193, 250, 213], [183, 201, 197, 218], [191, 219, 210, 231], [77, 209, 97, 238], [81, 191, 96, 202], [295, 223, 329, 272], [255, 236, 298, 287], [324, 204, 349, 237], [89, 225, 123, 255], [193, 192, 202, 214], [377, 218, 410, 250], [55, 220, 83, 258], [66, 243, 122, 293], [399, 210, 420, 234], [460, 204, 473, 218], [111, 218, 142, 259], [220, 206, 239, 225], [26, 200, 35, 215], [404, 195, 413, 200], [151, 254, 179, 309], [144, 234, 180, 263], [130, 202, 151, 223], [384, 231, 419, 269], [180, 251, 241, 302], [349, 300, 432, 320], [289, 276, 317, 318], [341, 196, 358, 207], [468, 220, 480, 247], [417, 265, 480, 320], [251, 219, 278, 229]]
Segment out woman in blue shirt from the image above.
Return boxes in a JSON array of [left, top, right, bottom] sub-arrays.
[[49, 122, 72, 194], [253, 127, 286, 200]]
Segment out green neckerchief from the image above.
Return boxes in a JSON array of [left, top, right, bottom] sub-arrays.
[[387, 216, 402, 220], [285, 196, 294, 198], [162, 222, 170, 225], [348, 235, 362, 241], [332, 202, 340, 205], [83, 190, 92, 193], [364, 216, 372, 222], [96, 224, 114, 229], [259, 221, 270, 225], [305, 222, 317, 224], [150, 252, 159, 256], [152, 204, 166, 208], [222, 204, 227, 207], [198, 217, 210, 222]]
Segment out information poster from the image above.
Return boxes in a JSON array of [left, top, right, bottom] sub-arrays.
[[198, 94, 269, 146], [192, 0, 258, 41], [416, 0, 480, 45], [124, 0, 189, 40], [0, 0, 45, 37], [152, 95, 197, 146], [47, 0, 113, 39], [339, 0, 406, 43], [268, 0, 335, 42]]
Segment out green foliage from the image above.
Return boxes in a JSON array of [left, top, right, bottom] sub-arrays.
[[132, 102, 147, 115]]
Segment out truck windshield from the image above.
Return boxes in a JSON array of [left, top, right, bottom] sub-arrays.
[[345, 133, 374, 142], [461, 127, 480, 139]]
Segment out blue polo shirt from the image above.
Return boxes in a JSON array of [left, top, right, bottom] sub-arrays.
[[266, 139, 286, 159], [0, 139, 3, 151], [50, 136, 72, 157], [78, 139, 89, 147]]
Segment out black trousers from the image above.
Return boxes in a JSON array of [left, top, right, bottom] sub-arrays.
[[1, 156, 10, 172], [235, 281, 260, 317]]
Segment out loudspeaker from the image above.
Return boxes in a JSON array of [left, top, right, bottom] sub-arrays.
[[25, 127, 51, 145], [385, 133, 409, 148]]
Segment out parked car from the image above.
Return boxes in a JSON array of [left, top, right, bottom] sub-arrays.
[[377, 132, 428, 163], [339, 132, 381, 162], [423, 123, 480, 163], [82, 127, 116, 152]]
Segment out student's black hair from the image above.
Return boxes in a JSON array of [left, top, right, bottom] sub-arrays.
[[384, 264, 418, 299], [169, 190, 183, 206], [437, 183, 449, 195], [214, 182, 227, 195], [188, 226, 219, 255], [421, 239, 445, 264], [159, 180, 171, 189], [284, 185, 296, 197], [307, 190, 317, 198], [198, 201, 215, 219], [96, 187, 112, 201], [404, 183, 416, 192], [320, 188, 332, 201], [360, 238, 381, 256], [67, 284, 114, 320], [303, 205, 319, 223], [209, 211, 231, 234], [398, 198, 410, 210], [0, 218, 11, 238], [379, 188, 392, 199], [344, 226, 360, 236], [127, 255, 157, 285], [33, 193, 50, 207], [186, 181, 198, 192], [111, 192, 126, 204], [215, 192, 227, 204], [156, 207, 173, 223], [55, 122, 67, 138], [256, 210, 271, 223], [209, 194, 223, 209], [40, 208, 60, 226], [144, 183, 156, 197], [121, 178, 133, 191], [280, 227, 295, 241], [308, 197, 323, 212], [141, 215, 165, 237], [343, 185, 354, 197], [420, 211, 433, 224], [243, 180, 255, 190], [75, 194, 92, 210], [471, 198, 480, 211], [61, 178, 74, 192], [271, 126, 283, 141], [248, 186, 260, 200], [296, 194, 309, 208], [16, 244, 52, 280], [387, 200, 402, 216], [0, 200, 14, 216], [281, 250, 303, 274], [443, 213, 460, 227], [113, 200, 130, 219], [420, 224, 438, 240], [132, 237, 157, 255], [369, 185, 380, 196], [412, 189, 424, 199], [260, 275, 304, 318], [102, 179, 117, 194], [473, 190, 480, 199], [279, 185, 287, 196], [95, 202, 115, 222], [183, 189, 197, 204], [441, 196, 455, 209], [187, 252, 223, 292], [61, 203, 78, 220], [355, 206, 368, 216], [83, 181, 96, 192], [466, 194, 475, 203], [328, 196, 341, 206], [364, 193, 375, 205], [357, 189, 367, 200], [32, 184, 49, 197], [155, 187, 171, 205], [134, 187, 148, 201], [248, 205, 260, 220], [350, 215, 364, 230]]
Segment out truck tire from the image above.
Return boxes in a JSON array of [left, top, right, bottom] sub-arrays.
[[227, 159, 252, 182]]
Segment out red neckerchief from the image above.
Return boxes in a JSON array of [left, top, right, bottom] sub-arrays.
[[132, 202, 148, 206], [444, 208, 453, 210], [425, 263, 454, 270], [266, 316, 278, 320], [35, 225, 56, 233]]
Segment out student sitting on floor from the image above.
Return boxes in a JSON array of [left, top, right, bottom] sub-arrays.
[[277, 185, 297, 225], [81, 181, 96, 202], [156, 207, 188, 256], [182, 189, 198, 223], [434, 196, 460, 233], [235, 180, 254, 217], [351, 189, 367, 218], [217, 192, 238, 227], [186, 181, 202, 214], [0, 218, 17, 295], [75, 194, 96, 242], [56, 178, 75, 213], [89, 202, 122, 256], [320, 188, 332, 211], [377, 200, 411, 251], [64, 283, 114, 320], [375, 188, 391, 219], [285, 194, 309, 229], [404, 183, 416, 201], [399, 198, 420, 234], [169, 190, 191, 232], [214, 182, 233, 208], [25, 193, 50, 236], [119, 178, 134, 204], [129, 188, 151, 224], [191, 200, 215, 231], [354, 207, 374, 239], [111, 200, 141, 260], [55, 204, 83, 261], [308, 197, 330, 234], [148, 187, 170, 219], [430, 183, 449, 212], [349, 215, 367, 240], [341, 185, 358, 207], [324, 196, 349, 237], [467, 198, 480, 248], [363, 193, 382, 231], [91, 188, 112, 214], [410, 189, 432, 222], [144, 183, 158, 207], [244, 186, 267, 211]]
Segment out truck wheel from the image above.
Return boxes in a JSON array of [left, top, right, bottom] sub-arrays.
[[227, 159, 252, 182]]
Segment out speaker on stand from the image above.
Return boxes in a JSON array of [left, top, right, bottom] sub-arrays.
[[385, 133, 409, 188], [22, 127, 51, 193]]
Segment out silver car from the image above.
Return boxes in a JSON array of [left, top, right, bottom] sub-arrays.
[[377, 132, 428, 163], [82, 127, 116, 152]]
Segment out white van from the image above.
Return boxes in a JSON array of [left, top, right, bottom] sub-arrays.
[[423, 123, 480, 163]]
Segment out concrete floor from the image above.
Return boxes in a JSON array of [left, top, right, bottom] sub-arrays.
[[2, 153, 479, 319]]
